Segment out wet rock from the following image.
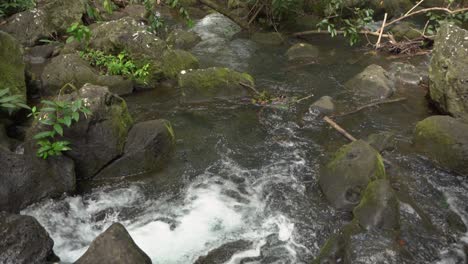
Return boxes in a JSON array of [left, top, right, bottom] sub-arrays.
[[413, 115, 468, 176], [161, 49, 199, 79], [390, 22, 422, 41], [0, 212, 58, 264], [309, 96, 335, 115], [366, 131, 396, 153], [75, 223, 152, 264], [0, 143, 75, 213], [166, 29, 202, 50], [251, 32, 284, 45], [353, 180, 400, 231], [286, 43, 319, 62], [446, 211, 467, 233], [94, 119, 175, 179], [194, 240, 253, 264], [178, 67, 254, 102], [313, 223, 361, 264], [0, 0, 85, 47], [429, 23, 468, 120], [41, 54, 133, 96], [122, 4, 147, 20], [0, 31, 26, 105], [345, 64, 394, 100], [389, 62, 426, 86], [319, 140, 387, 211]]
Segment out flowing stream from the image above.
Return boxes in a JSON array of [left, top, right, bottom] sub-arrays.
[[23, 14, 468, 264]]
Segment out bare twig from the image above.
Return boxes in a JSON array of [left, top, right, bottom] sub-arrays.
[[248, 4, 264, 25], [293, 29, 391, 38], [376, 13, 388, 49], [332, 98, 407, 118], [405, 0, 425, 16], [295, 94, 315, 104], [323, 116, 357, 142], [385, 7, 468, 28], [239, 82, 261, 95]]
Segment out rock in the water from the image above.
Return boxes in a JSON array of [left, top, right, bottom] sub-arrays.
[[0, 143, 75, 212], [390, 21, 422, 41], [286, 43, 319, 61], [75, 223, 152, 264], [251, 32, 284, 45], [161, 49, 199, 79], [429, 23, 468, 120], [353, 179, 400, 231], [309, 96, 335, 115], [366, 131, 396, 153], [319, 140, 386, 211], [313, 223, 361, 264], [178, 67, 254, 102], [345, 64, 394, 100], [389, 61, 426, 86], [0, 212, 58, 264], [41, 54, 133, 96], [413, 115, 468, 176], [166, 29, 202, 50], [0, 0, 85, 47], [195, 240, 253, 264], [0, 31, 26, 105], [94, 119, 175, 179], [27, 84, 133, 179]]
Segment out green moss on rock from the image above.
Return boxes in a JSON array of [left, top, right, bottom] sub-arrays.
[[0, 31, 26, 104], [161, 49, 199, 79]]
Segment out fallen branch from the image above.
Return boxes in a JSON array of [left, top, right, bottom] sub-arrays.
[[198, 0, 250, 29], [295, 94, 315, 104], [385, 7, 468, 28], [323, 116, 357, 142], [332, 97, 407, 118], [376, 13, 388, 49], [239, 82, 261, 95], [293, 29, 392, 39]]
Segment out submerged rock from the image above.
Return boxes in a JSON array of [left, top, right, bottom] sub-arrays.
[[94, 119, 175, 179], [345, 64, 394, 100], [309, 96, 335, 115], [0, 143, 75, 213], [413, 115, 468, 176], [0, 212, 58, 264], [389, 62, 426, 86], [161, 49, 199, 79], [353, 179, 400, 231], [251, 32, 284, 45], [319, 140, 386, 211], [366, 131, 396, 153], [286, 43, 319, 62], [75, 223, 152, 264], [0, 31, 26, 105], [429, 23, 468, 120], [195, 240, 253, 264], [178, 67, 254, 102], [166, 29, 202, 50], [0, 0, 85, 47]]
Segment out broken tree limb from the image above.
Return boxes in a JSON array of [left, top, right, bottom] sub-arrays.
[[384, 7, 468, 28], [198, 0, 250, 30], [323, 116, 357, 142], [332, 97, 407, 118], [376, 13, 388, 49], [239, 82, 261, 95]]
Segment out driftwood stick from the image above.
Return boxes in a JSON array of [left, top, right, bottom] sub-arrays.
[[333, 97, 407, 118], [295, 94, 315, 104], [323, 116, 357, 142], [376, 13, 388, 49], [239, 82, 261, 95]]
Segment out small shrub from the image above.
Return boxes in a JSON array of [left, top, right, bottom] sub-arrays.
[[0, 88, 29, 114], [0, 0, 35, 18], [66, 23, 91, 44]]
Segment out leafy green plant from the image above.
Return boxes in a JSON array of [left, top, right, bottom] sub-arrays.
[[426, 10, 468, 36], [0, 0, 35, 18], [29, 85, 92, 159], [66, 23, 91, 44], [0, 88, 29, 114], [79, 49, 150, 82]]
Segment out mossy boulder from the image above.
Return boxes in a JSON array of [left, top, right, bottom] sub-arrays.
[[161, 49, 199, 79], [0, 0, 85, 47], [286, 43, 319, 62], [413, 115, 468, 176], [319, 140, 387, 211], [166, 29, 202, 50], [429, 23, 468, 120], [345, 64, 394, 100], [251, 32, 284, 45], [353, 179, 400, 231], [0, 31, 26, 105], [366, 131, 396, 153], [178, 67, 254, 102], [312, 223, 361, 264]]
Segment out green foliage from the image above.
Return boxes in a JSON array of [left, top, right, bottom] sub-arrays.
[[66, 23, 91, 44], [270, 0, 302, 22], [79, 49, 150, 82], [0, 88, 29, 114], [0, 0, 35, 18], [143, 0, 193, 28], [29, 85, 92, 159], [426, 11, 468, 36]]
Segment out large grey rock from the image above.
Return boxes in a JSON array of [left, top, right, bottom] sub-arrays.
[[0, 143, 75, 213], [0, 212, 58, 264], [413, 115, 468, 176], [41, 54, 133, 96], [166, 29, 202, 50], [366, 131, 396, 153], [160, 49, 199, 79], [0, 0, 85, 47], [345, 64, 394, 100], [178, 67, 254, 102], [429, 23, 468, 120], [194, 240, 253, 264], [94, 119, 175, 179], [309, 96, 335, 115], [0, 31, 26, 105], [353, 179, 400, 231], [75, 223, 152, 264], [319, 140, 386, 211], [27, 84, 133, 180]]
